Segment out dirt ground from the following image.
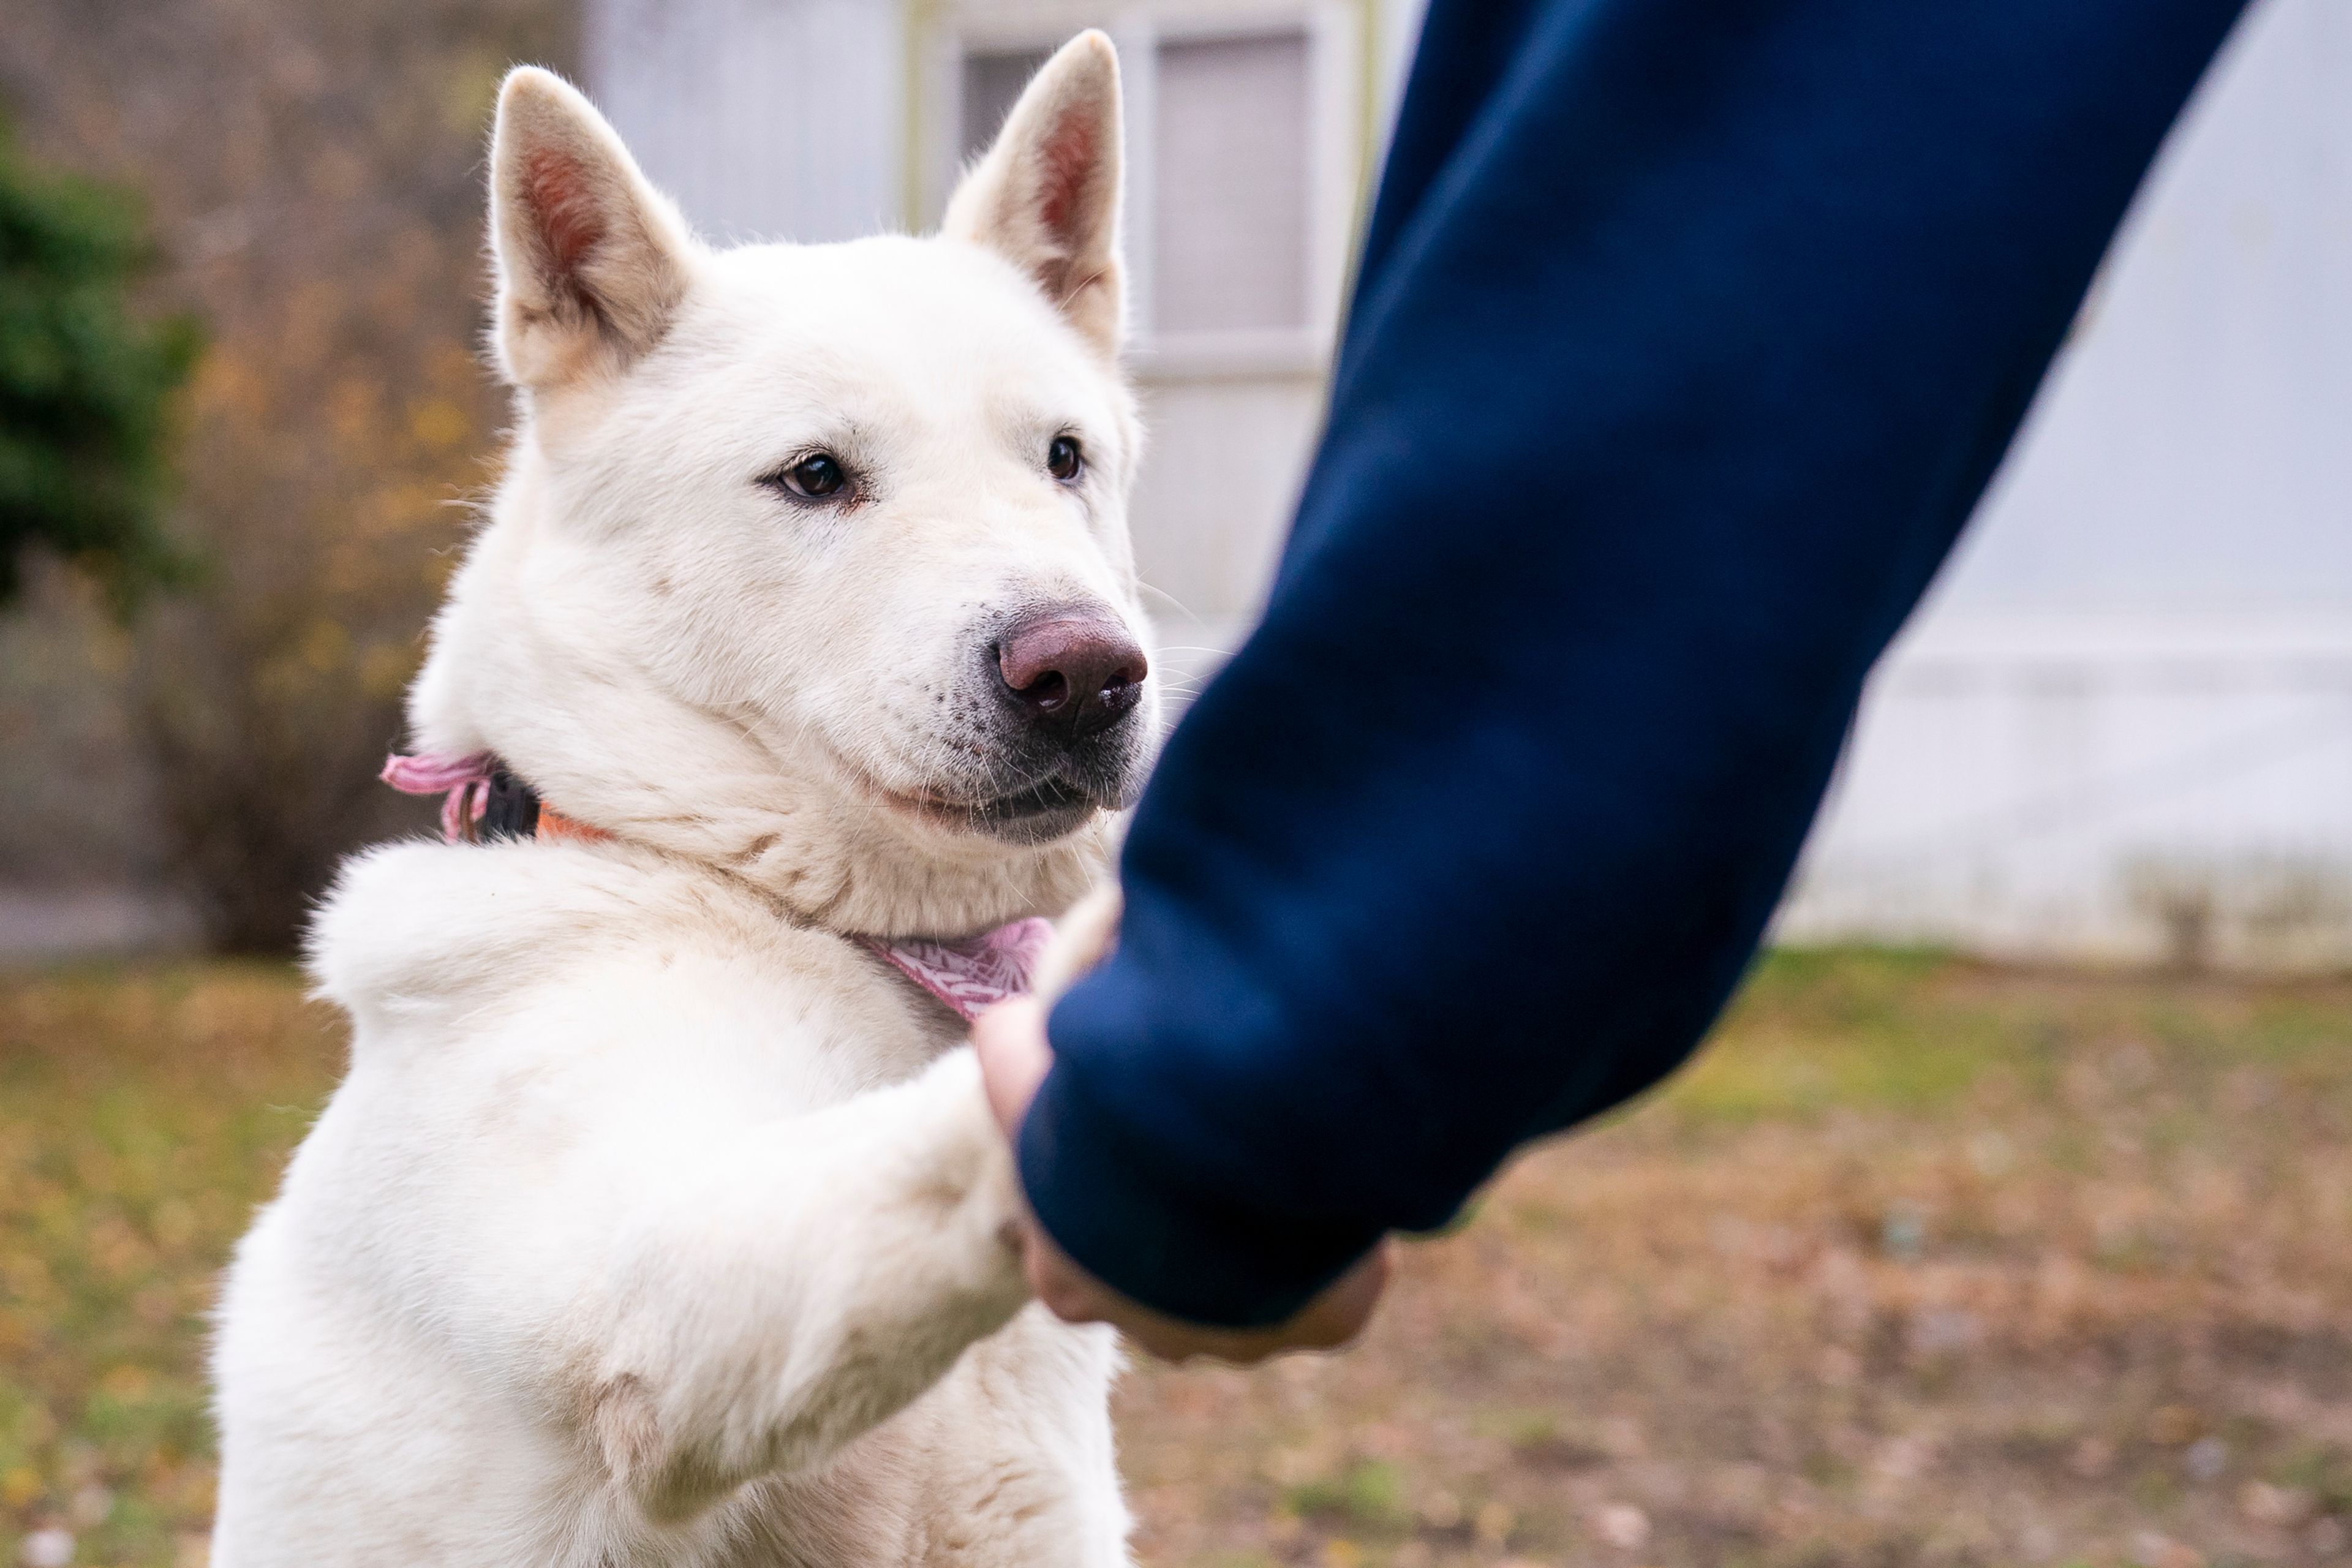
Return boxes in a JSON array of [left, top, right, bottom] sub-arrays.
[[2, 951, 2348, 1567]]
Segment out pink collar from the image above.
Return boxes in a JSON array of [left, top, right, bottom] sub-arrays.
[[383, 750, 503, 841], [384, 749, 1047, 1021]]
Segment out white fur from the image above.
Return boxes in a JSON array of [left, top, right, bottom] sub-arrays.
[[214, 36, 1147, 1566]]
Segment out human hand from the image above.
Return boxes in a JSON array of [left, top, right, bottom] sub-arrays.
[[970, 889, 1390, 1363]]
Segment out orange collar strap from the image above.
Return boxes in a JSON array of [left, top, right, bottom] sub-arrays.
[[382, 752, 610, 845]]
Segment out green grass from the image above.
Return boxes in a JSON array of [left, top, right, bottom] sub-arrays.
[[1668, 946, 2352, 1123], [1283, 1460, 1411, 1536]]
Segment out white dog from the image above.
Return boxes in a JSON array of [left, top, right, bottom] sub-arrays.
[[212, 33, 1155, 1566]]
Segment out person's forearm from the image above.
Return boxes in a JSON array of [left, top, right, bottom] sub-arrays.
[[1029, 0, 2251, 1328]]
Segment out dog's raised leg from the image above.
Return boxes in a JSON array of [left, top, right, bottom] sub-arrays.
[[579, 1049, 1028, 1521]]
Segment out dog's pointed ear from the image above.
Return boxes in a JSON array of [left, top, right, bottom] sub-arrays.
[[489, 67, 694, 390], [943, 31, 1125, 358]]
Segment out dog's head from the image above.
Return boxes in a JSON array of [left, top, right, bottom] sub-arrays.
[[409, 35, 1158, 935]]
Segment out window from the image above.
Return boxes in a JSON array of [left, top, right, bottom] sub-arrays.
[[1150, 31, 1311, 334], [937, 14, 1334, 349]]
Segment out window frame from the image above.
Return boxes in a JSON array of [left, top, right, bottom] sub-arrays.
[[918, 0, 1367, 380]]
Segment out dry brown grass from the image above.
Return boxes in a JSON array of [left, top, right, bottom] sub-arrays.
[[1, 951, 2348, 1567], [1118, 952, 2352, 1568]]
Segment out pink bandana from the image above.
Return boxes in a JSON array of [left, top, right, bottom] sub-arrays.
[[862, 920, 1053, 1022], [384, 748, 1048, 1021]]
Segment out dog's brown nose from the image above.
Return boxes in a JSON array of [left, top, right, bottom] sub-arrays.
[[997, 611, 1148, 740]]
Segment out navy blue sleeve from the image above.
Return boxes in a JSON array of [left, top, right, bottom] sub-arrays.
[[1022, 0, 2250, 1328]]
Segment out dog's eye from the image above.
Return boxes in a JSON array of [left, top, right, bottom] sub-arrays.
[[1047, 435, 1084, 483], [769, 452, 850, 500]]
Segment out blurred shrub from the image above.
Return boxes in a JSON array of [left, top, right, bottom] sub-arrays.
[[1, 0, 573, 949], [0, 121, 198, 614]]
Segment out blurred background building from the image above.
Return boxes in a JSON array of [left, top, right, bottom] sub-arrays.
[[1, 0, 576, 957], [1776, 0, 2352, 971], [587, 0, 2352, 973], [3, 0, 2346, 970]]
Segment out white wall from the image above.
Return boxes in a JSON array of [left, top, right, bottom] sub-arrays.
[[586, 0, 905, 245], [1779, 0, 2352, 969], [1778, 617, 2352, 968]]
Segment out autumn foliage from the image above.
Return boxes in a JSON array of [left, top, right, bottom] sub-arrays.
[[0, 0, 571, 949]]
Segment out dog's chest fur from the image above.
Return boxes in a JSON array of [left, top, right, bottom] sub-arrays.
[[210, 838, 1126, 1566]]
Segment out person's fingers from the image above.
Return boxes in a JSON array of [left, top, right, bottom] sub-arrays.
[[973, 883, 1118, 1140], [1012, 1209, 1124, 1321], [1025, 1225, 1394, 1365], [971, 995, 1052, 1137], [1164, 1243, 1391, 1362], [1025, 1245, 1117, 1324], [1284, 1240, 1391, 1349]]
